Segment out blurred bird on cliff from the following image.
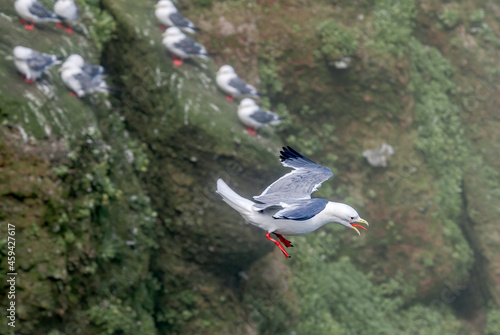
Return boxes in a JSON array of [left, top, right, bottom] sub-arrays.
[[63, 54, 106, 84], [15, 0, 61, 30], [13, 46, 62, 83], [54, 0, 79, 34], [216, 146, 369, 258], [155, 0, 199, 33], [60, 57, 111, 98], [162, 27, 210, 66], [237, 98, 281, 135], [216, 65, 263, 102]]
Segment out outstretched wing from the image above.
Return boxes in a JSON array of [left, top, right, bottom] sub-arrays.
[[253, 146, 333, 207], [272, 198, 329, 221]]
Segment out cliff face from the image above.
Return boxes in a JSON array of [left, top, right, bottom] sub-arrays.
[[1, 0, 500, 334]]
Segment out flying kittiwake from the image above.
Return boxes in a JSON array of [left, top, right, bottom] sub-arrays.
[[216, 146, 369, 258]]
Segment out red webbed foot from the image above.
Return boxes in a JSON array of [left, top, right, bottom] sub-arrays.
[[69, 91, 79, 98], [55, 22, 64, 28], [173, 59, 183, 66], [274, 233, 293, 248], [225, 95, 234, 102], [266, 232, 291, 258], [245, 126, 257, 135], [24, 78, 35, 84]]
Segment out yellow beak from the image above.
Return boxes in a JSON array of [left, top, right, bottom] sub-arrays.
[[350, 218, 369, 236]]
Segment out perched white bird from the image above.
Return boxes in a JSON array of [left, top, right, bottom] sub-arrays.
[[15, 0, 61, 30], [60, 60, 110, 98], [237, 98, 281, 135], [54, 0, 79, 34], [63, 54, 106, 84], [155, 0, 198, 33], [217, 146, 369, 258], [162, 27, 210, 66], [216, 65, 263, 102], [13, 46, 62, 83]]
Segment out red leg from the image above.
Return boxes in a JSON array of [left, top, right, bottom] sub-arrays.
[[69, 91, 79, 98], [245, 126, 257, 135], [64, 27, 74, 34], [24, 78, 35, 84], [274, 233, 293, 247], [266, 232, 291, 258], [158, 24, 167, 31], [55, 22, 64, 28], [25, 22, 35, 30], [225, 95, 234, 102], [170, 54, 183, 67]]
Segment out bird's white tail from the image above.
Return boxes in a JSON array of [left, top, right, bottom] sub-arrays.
[[216, 179, 254, 213]]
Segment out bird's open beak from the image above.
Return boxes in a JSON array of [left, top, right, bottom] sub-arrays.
[[350, 218, 369, 236]]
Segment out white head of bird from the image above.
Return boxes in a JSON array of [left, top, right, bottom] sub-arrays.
[[155, 0, 175, 8], [323, 202, 369, 235], [217, 65, 235, 75], [64, 54, 84, 68], [163, 26, 182, 37], [239, 98, 257, 109], [13, 46, 31, 60]]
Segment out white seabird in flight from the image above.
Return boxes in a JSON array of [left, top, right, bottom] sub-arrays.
[[54, 0, 79, 34], [15, 0, 61, 30], [60, 59, 110, 98], [162, 27, 210, 67], [238, 98, 281, 135], [155, 0, 198, 33], [216, 65, 263, 102], [13, 46, 62, 83], [216, 146, 369, 258]]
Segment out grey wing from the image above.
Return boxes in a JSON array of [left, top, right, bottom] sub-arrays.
[[250, 109, 276, 124], [83, 62, 105, 78], [228, 77, 255, 95], [253, 146, 333, 206], [273, 199, 329, 221], [174, 37, 204, 55], [27, 52, 55, 71], [74, 72, 95, 91], [29, 1, 58, 19], [169, 12, 193, 28]]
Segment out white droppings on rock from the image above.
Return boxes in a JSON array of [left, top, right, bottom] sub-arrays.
[[16, 125, 28, 143]]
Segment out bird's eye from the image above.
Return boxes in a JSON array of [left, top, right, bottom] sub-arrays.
[[350, 217, 354, 220]]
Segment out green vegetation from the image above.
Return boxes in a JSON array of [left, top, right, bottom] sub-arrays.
[[315, 20, 358, 64], [439, 8, 459, 29]]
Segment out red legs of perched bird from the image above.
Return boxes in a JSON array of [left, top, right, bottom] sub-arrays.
[[19, 73, 34, 84], [245, 126, 257, 136], [266, 232, 291, 258], [55, 23, 73, 34], [274, 233, 293, 248], [19, 18, 34, 30], [225, 95, 234, 102], [69, 91, 78, 98], [157, 24, 167, 31], [170, 54, 183, 67]]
